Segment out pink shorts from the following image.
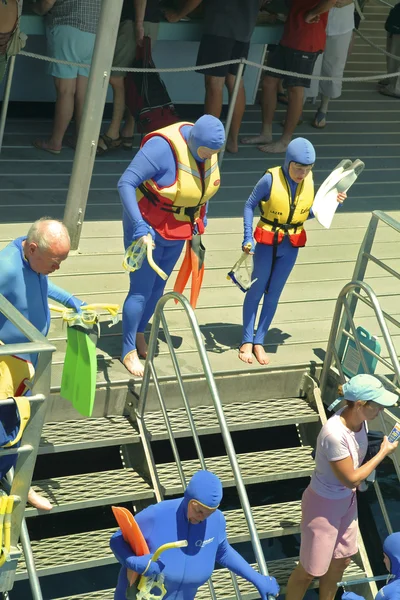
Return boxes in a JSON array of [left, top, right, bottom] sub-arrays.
[[299, 486, 358, 577]]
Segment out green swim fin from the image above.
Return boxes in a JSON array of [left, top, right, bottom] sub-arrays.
[[60, 325, 98, 417]]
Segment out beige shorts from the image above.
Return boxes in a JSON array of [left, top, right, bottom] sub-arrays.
[[112, 19, 159, 76]]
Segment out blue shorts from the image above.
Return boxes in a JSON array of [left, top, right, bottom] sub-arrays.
[[46, 25, 96, 79]]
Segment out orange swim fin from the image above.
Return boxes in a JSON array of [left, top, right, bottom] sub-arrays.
[[112, 506, 150, 586], [189, 235, 206, 309], [173, 240, 193, 302]]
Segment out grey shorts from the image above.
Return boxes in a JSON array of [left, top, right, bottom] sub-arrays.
[[112, 19, 159, 76]]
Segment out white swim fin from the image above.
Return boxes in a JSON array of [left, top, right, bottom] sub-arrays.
[[312, 159, 365, 229]]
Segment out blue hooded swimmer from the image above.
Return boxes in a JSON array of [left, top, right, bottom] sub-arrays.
[[239, 137, 346, 366], [110, 470, 280, 600], [342, 532, 400, 600], [118, 115, 225, 377]]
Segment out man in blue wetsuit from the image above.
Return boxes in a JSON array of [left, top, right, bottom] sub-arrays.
[[0, 217, 85, 510], [118, 115, 225, 378], [110, 470, 280, 600], [239, 137, 346, 366], [342, 532, 400, 600]]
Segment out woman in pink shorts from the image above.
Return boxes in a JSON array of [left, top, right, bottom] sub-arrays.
[[286, 374, 399, 600]]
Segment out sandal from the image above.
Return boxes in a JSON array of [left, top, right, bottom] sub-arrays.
[[312, 109, 327, 129], [96, 134, 122, 155], [121, 135, 134, 151], [32, 139, 61, 155], [378, 87, 400, 99]]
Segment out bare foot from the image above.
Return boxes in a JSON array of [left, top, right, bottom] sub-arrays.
[[27, 488, 52, 511], [123, 350, 144, 377], [252, 344, 270, 366], [136, 332, 148, 359], [238, 343, 253, 364], [241, 134, 272, 145], [258, 140, 289, 154], [32, 139, 61, 155]]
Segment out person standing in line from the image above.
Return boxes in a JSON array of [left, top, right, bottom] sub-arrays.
[[238, 137, 346, 366], [285, 374, 398, 600], [118, 115, 225, 377], [241, 0, 337, 154], [165, 0, 261, 154], [32, 0, 101, 154], [97, 0, 162, 154], [308, 1, 355, 129]]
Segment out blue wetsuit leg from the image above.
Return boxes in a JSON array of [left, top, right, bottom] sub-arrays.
[[122, 234, 184, 358], [114, 566, 128, 600], [242, 237, 298, 345]]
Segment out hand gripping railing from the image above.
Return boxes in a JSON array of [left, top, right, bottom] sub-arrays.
[[320, 278, 400, 537], [136, 292, 269, 598], [0, 294, 55, 600]]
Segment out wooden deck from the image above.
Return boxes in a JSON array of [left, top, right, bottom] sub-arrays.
[[1, 0, 399, 388]]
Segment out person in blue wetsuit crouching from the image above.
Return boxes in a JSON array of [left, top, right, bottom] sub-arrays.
[[118, 115, 225, 378], [110, 470, 280, 600], [342, 532, 400, 600], [239, 137, 346, 366]]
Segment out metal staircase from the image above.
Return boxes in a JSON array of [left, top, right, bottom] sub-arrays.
[[13, 295, 375, 600]]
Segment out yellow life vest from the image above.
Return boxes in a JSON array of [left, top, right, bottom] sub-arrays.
[[136, 122, 221, 240], [257, 166, 314, 236]]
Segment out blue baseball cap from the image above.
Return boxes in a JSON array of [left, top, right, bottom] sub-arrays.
[[328, 374, 398, 411]]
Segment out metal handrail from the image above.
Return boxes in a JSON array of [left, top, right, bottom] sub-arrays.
[[0, 293, 55, 600], [320, 278, 400, 537], [137, 292, 269, 597]]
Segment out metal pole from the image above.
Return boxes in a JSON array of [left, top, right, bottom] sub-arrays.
[[219, 59, 245, 167], [0, 55, 16, 154], [20, 519, 43, 600], [63, 0, 124, 250]]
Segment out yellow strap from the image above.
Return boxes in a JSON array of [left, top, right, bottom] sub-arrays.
[[124, 234, 168, 281], [138, 540, 188, 592], [0, 495, 14, 567], [49, 304, 120, 326]]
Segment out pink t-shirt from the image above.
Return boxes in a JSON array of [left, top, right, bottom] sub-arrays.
[[310, 409, 368, 499]]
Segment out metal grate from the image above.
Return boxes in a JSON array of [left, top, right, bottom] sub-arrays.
[[25, 469, 154, 517], [16, 528, 117, 579], [225, 501, 302, 543], [39, 416, 139, 454], [157, 446, 315, 495], [53, 559, 366, 599], [144, 397, 319, 441]]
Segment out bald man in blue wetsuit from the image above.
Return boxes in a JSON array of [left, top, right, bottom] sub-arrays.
[[118, 115, 225, 378], [0, 217, 85, 510], [110, 470, 280, 600], [239, 138, 346, 366]]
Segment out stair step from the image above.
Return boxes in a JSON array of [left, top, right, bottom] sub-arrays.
[[16, 528, 116, 580], [17, 500, 300, 579], [157, 446, 315, 495], [39, 416, 140, 455], [25, 469, 154, 517], [144, 397, 319, 441], [52, 558, 365, 600], [225, 501, 302, 543]]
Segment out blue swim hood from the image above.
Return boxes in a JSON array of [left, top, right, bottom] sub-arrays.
[[283, 137, 316, 176], [384, 532, 400, 579], [187, 115, 225, 162], [184, 470, 223, 509]]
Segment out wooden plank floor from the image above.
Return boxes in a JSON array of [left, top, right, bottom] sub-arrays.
[[0, 0, 399, 387]]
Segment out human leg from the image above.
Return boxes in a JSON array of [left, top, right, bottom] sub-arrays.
[[204, 75, 225, 118], [114, 567, 129, 600], [240, 244, 274, 363], [252, 239, 298, 359], [225, 73, 245, 154], [318, 557, 351, 600], [98, 75, 125, 151], [259, 85, 304, 153], [285, 562, 315, 600], [74, 74, 89, 136], [33, 76, 76, 152], [137, 239, 185, 334], [122, 260, 159, 375]]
